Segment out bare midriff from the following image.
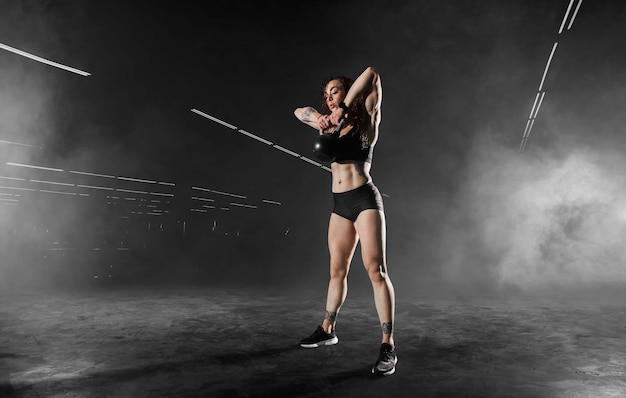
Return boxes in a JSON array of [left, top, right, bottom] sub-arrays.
[[331, 161, 372, 193]]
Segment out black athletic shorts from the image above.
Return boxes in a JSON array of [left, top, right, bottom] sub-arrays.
[[332, 182, 384, 222]]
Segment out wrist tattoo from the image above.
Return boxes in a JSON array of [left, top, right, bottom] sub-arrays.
[[381, 322, 393, 335], [325, 310, 337, 322]]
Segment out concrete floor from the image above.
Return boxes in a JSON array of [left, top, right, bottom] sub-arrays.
[[1, 285, 625, 397]]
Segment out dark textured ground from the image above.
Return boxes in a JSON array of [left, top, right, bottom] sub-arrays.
[[1, 285, 624, 397]]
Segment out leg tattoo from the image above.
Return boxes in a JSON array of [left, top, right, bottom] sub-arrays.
[[381, 322, 393, 335], [325, 311, 338, 323]]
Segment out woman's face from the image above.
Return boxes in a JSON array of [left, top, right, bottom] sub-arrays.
[[324, 79, 346, 111]]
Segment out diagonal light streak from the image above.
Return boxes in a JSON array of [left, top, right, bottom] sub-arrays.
[[0, 42, 90, 76]]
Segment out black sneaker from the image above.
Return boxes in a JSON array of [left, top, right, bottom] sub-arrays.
[[371, 343, 397, 376], [299, 325, 338, 348]]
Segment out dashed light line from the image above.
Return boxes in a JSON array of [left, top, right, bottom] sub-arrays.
[[191, 108, 331, 172]]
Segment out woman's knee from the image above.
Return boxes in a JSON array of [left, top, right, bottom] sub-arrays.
[[365, 260, 387, 282]]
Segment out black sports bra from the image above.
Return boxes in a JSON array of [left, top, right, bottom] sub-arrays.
[[332, 127, 373, 163]]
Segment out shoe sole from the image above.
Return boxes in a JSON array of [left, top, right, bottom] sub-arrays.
[[372, 366, 396, 376], [299, 336, 338, 348], [372, 357, 397, 376]]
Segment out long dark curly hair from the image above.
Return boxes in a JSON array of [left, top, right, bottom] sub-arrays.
[[320, 76, 369, 146]]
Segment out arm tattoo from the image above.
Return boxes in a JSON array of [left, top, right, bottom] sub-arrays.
[[301, 107, 314, 122], [381, 322, 393, 335], [325, 310, 338, 322]]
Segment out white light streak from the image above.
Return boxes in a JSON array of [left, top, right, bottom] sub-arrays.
[[116, 188, 149, 194], [191, 108, 237, 129], [567, 0, 583, 30], [229, 202, 258, 209], [149, 192, 175, 197], [39, 189, 76, 196], [7, 162, 63, 172], [192, 186, 246, 199], [538, 42, 558, 92], [191, 208, 208, 213], [117, 176, 157, 184], [77, 184, 114, 191], [0, 42, 91, 76], [69, 170, 116, 179], [533, 92, 546, 119], [239, 129, 273, 145], [262, 199, 282, 205], [0, 186, 36, 192], [30, 179, 75, 187], [158, 181, 176, 186], [211, 189, 246, 199], [274, 145, 300, 157], [558, 0, 575, 34], [191, 196, 215, 202], [522, 119, 531, 139], [528, 92, 541, 119], [0, 139, 42, 149], [0, 176, 26, 181]]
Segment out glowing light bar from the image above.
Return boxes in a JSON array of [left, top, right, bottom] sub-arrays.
[[30, 179, 75, 187], [262, 199, 282, 205], [77, 184, 114, 191], [230, 202, 258, 209], [116, 188, 148, 194], [191, 196, 215, 202], [538, 42, 558, 92], [191, 186, 246, 199], [0, 176, 25, 181], [533, 92, 546, 119], [0, 186, 36, 192], [39, 189, 76, 196], [149, 192, 174, 197], [567, 0, 583, 30], [0, 139, 41, 149], [69, 170, 116, 179], [238, 129, 273, 145], [210, 189, 246, 199], [274, 145, 300, 157], [558, 0, 575, 34], [6, 162, 63, 172], [117, 176, 157, 184], [0, 42, 91, 76]]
